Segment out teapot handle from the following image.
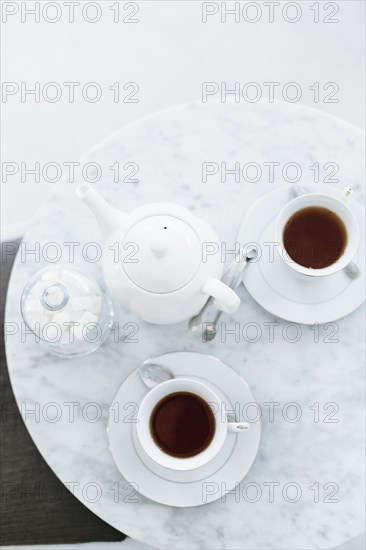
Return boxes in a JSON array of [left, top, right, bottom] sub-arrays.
[[202, 278, 240, 314]]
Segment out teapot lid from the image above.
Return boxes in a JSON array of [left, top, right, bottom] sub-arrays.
[[122, 215, 202, 293]]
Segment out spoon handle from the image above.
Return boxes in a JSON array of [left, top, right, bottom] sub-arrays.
[[203, 248, 256, 342], [203, 309, 223, 342], [187, 295, 215, 330]]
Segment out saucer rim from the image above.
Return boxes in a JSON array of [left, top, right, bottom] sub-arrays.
[[107, 351, 261, 507], [237, 184, 365, 324]]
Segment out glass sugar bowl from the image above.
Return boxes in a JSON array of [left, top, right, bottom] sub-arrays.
[[21, 267, 114, 357]]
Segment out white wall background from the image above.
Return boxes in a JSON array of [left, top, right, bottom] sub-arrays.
[[1, 0, 365, 239]]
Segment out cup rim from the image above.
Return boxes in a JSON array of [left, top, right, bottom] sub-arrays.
[[274, 192, 360, 277], [136, 377, 227, 471]]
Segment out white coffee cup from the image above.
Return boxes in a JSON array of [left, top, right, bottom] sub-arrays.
[[274, 188, 359, 278], [136, 377, 249, 471]]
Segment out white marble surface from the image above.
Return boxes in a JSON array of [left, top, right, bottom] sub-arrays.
[[4, 541, 152, 550], [5, 536, 366, 550], [5, 101, 365, 549], [4, 533, 366, 550]]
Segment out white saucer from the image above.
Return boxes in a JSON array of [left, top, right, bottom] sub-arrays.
[[237, 184, 365, 324], [107, 352, 261, 507]]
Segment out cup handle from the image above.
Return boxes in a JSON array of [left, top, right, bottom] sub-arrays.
[[227, 421, 249, 433], [341, 187, 353, 201]]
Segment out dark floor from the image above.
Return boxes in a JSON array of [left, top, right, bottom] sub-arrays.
[[0, 241, 125, 546]]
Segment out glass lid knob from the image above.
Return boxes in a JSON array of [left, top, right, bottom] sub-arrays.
[[40, 282, 69, 312]]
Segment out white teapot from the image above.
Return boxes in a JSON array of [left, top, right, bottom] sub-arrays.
[[77, 185, 240, 324]]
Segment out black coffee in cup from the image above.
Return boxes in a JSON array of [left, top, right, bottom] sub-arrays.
[[150, 391, 215, 458], [283, 206, 347, 269]]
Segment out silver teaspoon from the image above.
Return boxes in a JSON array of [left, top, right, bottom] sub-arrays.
[[203, 308, 222, 343], [290, 185, 308, 199], [188, 295, 215, 331], [139, 363, 174, 388], [203, 246, 257, 342]]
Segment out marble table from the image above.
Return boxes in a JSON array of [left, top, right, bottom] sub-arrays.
[[5, 101, 365, 549]]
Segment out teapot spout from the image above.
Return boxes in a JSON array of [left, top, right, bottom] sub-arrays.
[[76, 184, 123, 237]]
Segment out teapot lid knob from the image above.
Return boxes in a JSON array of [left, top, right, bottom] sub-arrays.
[[150, 236, 169, 257], [122, 215, 202, 293]]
